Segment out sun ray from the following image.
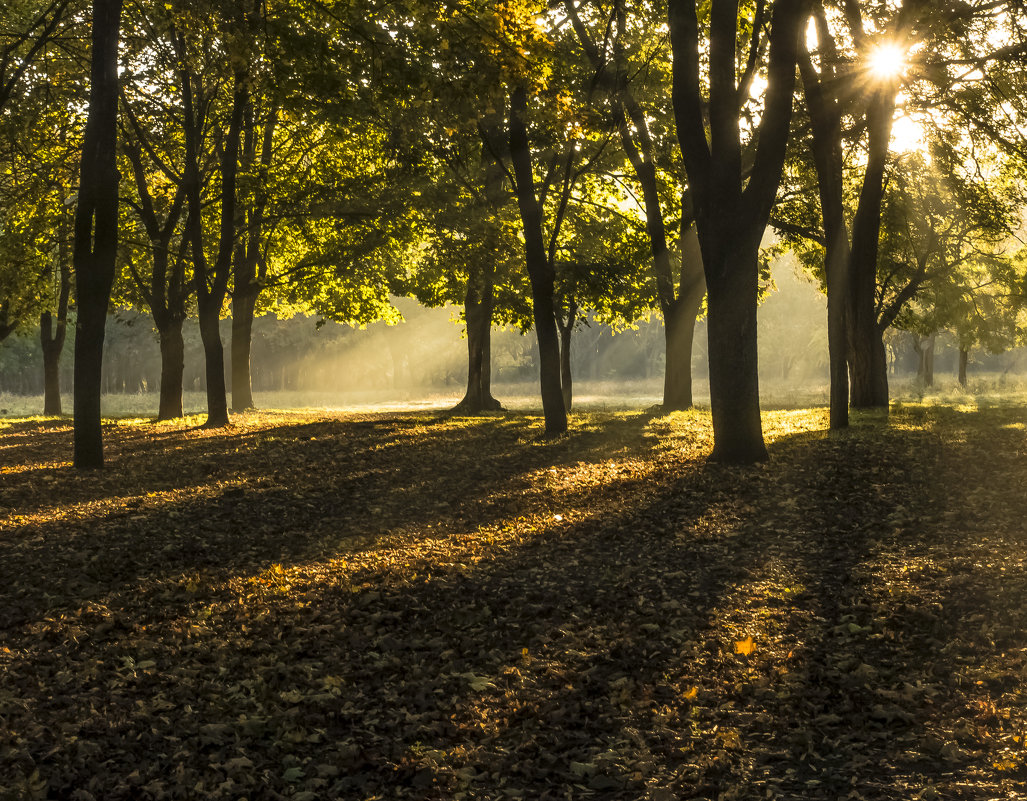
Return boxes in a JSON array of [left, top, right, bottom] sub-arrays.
[[867, 43, 906, 81]]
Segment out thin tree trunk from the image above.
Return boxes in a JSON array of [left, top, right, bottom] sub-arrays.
[[798, 23, 850, 430], [481, 319, 501, 410], [198, 298, 229, 426], [663, 226, 705, 410], [41, 313, 65, 415], [958, 346, 969, 387], [231, 290, 257, 411], [508, 85, 566, 435], [558, 313, 574, 412], [72, 0, 123, 468], [41, 198, 71, 416], [181, 52, 247, 429], [157, 317, 185, 419], [848, 89, 896, 409], [918, 333, 935, 387]]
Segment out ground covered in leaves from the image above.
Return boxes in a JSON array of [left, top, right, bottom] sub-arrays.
[[2, 402, 1027, 800]]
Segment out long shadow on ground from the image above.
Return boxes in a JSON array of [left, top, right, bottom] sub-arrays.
[[2, 407, 1027, 800]]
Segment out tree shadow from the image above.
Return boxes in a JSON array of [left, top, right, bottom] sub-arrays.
[[3, 407, 1023, 799]]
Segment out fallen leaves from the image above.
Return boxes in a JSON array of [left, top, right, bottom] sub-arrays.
[[1, 405, 1027, 798]]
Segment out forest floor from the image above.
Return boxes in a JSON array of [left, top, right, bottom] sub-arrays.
[[2, 402, 1027, 800]]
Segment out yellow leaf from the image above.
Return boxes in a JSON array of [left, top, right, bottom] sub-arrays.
[[734, 636, 755, 656], [684, 686, 698, 700]]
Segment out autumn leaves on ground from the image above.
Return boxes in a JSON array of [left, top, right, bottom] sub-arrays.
[[2, 404, 1027, 800]]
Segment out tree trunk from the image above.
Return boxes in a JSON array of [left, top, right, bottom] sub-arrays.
[[157, 317, 185, 419], [798, 31, 851, 429], [958, 346, 968, 387], [41, 313, 64, 415], [704, 242, 767, 463], [480, 321, 501, 410], [198, 298, 229, 426], [917, 333, 935, 388], [866, 325, 889, 405], [72, 0, 123, 469], [454, 272, 488, 413], [508, 85, 566, 435], [663, 225, 705, 410], [847, 89, 896, 409], [231, 289, 257, 411], [558, 317, 573, 412]]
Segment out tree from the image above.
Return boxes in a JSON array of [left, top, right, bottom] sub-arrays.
[[0, 0, 77, 348], [172, 0, 254, 427], [116, 0, 196, 420], [404, 151, 529, 413], [667, 0, 806, 463], [73, 0, 123, 468], [566, 0, 707, 411]]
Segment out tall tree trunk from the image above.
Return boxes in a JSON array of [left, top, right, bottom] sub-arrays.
[[181, 52, 247, 428], [41, 194, 71, 416], [799, 37, 851, 430], [847, 89, 896, 409], [663, 226, 705, 410], [508, 86, 566, 436], [230, 103, 275, 414], [668, 0, 803, 462], [157, 317, 185, 420], [72, 0, 123, 468], [567, 1, 706, 412], [231, 289, 257, 411], [958, 346, 969, 387]]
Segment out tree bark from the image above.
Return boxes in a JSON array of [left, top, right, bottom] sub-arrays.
[[848, 88, 897, 409], [798, 34, 850, 429], [663, 225, 706, 410], [41, 312, 65, 415], [72, 0, 123, 468], [958, 346, 969, 387], [458, 287, 485, 413], [42, 211, 72, 416], [157, 317, 185, 419], [556, 302, 576, 412], [508, 85, 567, 436], [231, 288, 257, 411], [916, 333, 935, 387], [230, 103, 275, 413], [453, 267, 502, 413], [481, 319, 499, 409], [197, 297, 229, 426], [705, 239, 767, 463]]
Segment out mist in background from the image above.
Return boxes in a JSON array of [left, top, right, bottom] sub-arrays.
[[2, 256, 1024, 417]]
